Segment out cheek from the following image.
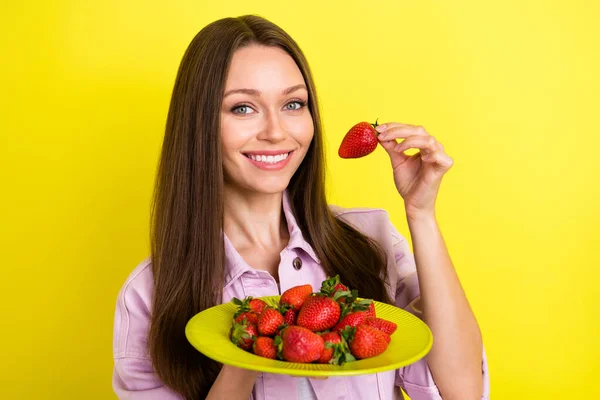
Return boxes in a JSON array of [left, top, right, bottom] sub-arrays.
[[287, 114, 314, 146], [220, 119, 249, 156]]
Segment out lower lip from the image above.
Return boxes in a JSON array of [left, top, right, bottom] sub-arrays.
[[245, 152, 293, 171]]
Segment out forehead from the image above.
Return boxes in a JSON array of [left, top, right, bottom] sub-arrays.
[[224, 45, 305, 91]]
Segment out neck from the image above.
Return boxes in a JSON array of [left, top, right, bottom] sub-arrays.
[[223, 185, 289, 250]]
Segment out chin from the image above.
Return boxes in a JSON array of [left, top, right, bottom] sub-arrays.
[[251, 180, 291, 195], [229, 175, 291, 195]]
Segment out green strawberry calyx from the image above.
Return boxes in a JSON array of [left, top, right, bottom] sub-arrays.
[[232, 296, 253, 317], [230, 319, 255, 346], [326, 331, 356, 365], [320, 274, 349, 296], [273, 332, 285, 360], [371, 118, 380, 134]]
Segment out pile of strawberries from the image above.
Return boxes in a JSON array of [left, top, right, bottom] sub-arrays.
[[229, 275, 397, 365]]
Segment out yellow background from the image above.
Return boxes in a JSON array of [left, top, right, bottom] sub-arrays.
[[1, 1, 598, 399]]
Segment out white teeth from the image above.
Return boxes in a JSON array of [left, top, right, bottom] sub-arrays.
[[247, 152, 289, 164]]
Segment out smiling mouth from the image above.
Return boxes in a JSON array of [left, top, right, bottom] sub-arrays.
[[243, 151, 292, 164]]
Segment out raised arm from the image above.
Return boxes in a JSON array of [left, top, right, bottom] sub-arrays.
[[376, 122, 483, 399]]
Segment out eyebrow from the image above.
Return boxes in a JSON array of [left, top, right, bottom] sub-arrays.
[[223, 84, 308, 98]]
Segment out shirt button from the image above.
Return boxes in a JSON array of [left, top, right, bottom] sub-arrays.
[[292, 257, 302, 270]]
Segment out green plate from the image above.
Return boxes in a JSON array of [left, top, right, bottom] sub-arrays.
[[185, 296, 432, 377]]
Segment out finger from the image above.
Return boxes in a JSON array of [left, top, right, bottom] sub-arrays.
[[394, 135, 442, 155], [421, 150, 454, 170], [376, 124, 429, 141], [378, 136, 411, 164], [375, 122, 418, 132]]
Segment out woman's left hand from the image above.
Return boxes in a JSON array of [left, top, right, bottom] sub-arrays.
[[376, 122, 454, 219]]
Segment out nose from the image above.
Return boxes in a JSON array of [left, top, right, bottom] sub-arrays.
[[256, 110, 286, 142]]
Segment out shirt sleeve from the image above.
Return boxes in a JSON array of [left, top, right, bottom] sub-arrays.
[[389, 222, 491, 400], [112, 272, 183, 400]]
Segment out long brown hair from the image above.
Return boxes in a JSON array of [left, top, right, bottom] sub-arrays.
[[149, 15, 393, 399]]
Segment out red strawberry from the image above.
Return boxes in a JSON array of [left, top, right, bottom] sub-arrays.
[[232, 296, 268, 317], [364, 317, 397, 335], [339, 297, 373, 321], [257, 307, 284, 337], [318, 332, 356, 365], [320, 275, 352, 304], [253, 336, 278, 359], [345, 325, 390, 359], [229, 319, 258, 351], [317, 332, 342, 363], [283, 308, 298, 325], [249, 298, 268, 314], [234, 311, 258, 325], [335, 283, 348, 292], [320, 275, 349, 296], [296, 295, 341, 332], [338, 120, 380, 159], [278, 326, 325, 363], [381, 330, 391, 344], [349, 298, 376, 318], [280, 284, 313, 310], [366, 302, 376, 318], [332, 311, 367, 333]]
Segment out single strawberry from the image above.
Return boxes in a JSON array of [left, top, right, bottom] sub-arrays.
[[249, 298, 268, 314], [320, 275, 352, 304], [296, 294, 341, 332], [283, 308, 298, 326], [253, 336, 278, 359], [344, 324, 390, 359], [277, 326, 325, 363], [338, 119, 380, 159], [318, 332, 356, 365], [280, 284, 313, 310], [229, 319, 258, 351], [318, 332, 340, 363], [339, 295, 371, 320], [232, 296, 268, 317], [234, 311, 258, 325], [364, 317, 397, 335], [320, 275, 349, 296], [257, 307, 285, 337], [332, 311, 367, 333], [366, 302, 376, 318], [348, 298, 375, 318]]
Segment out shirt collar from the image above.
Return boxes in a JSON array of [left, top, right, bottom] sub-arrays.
[[281, 190, 320, 264], [223, 190, 320, 288]]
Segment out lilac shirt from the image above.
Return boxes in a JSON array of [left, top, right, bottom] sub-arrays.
[[113, 195, 490, 399]]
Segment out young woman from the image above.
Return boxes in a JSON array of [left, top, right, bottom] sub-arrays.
[[112, 15, 490, 400]]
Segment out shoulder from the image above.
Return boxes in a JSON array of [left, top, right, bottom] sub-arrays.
[[115, 256, 155, 316], [328, 204, 404, 245], [119, 256, 154, 296]]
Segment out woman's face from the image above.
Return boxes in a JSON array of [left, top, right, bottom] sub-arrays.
[[220, 44, 314, 195]]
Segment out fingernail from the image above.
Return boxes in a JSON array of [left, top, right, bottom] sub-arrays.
[[375, 124, 387, 132], [378, 133, 387, 140]]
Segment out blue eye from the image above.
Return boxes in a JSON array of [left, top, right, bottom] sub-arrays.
[[285, 100, 306, 111], [232, 105, 254, 115]]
